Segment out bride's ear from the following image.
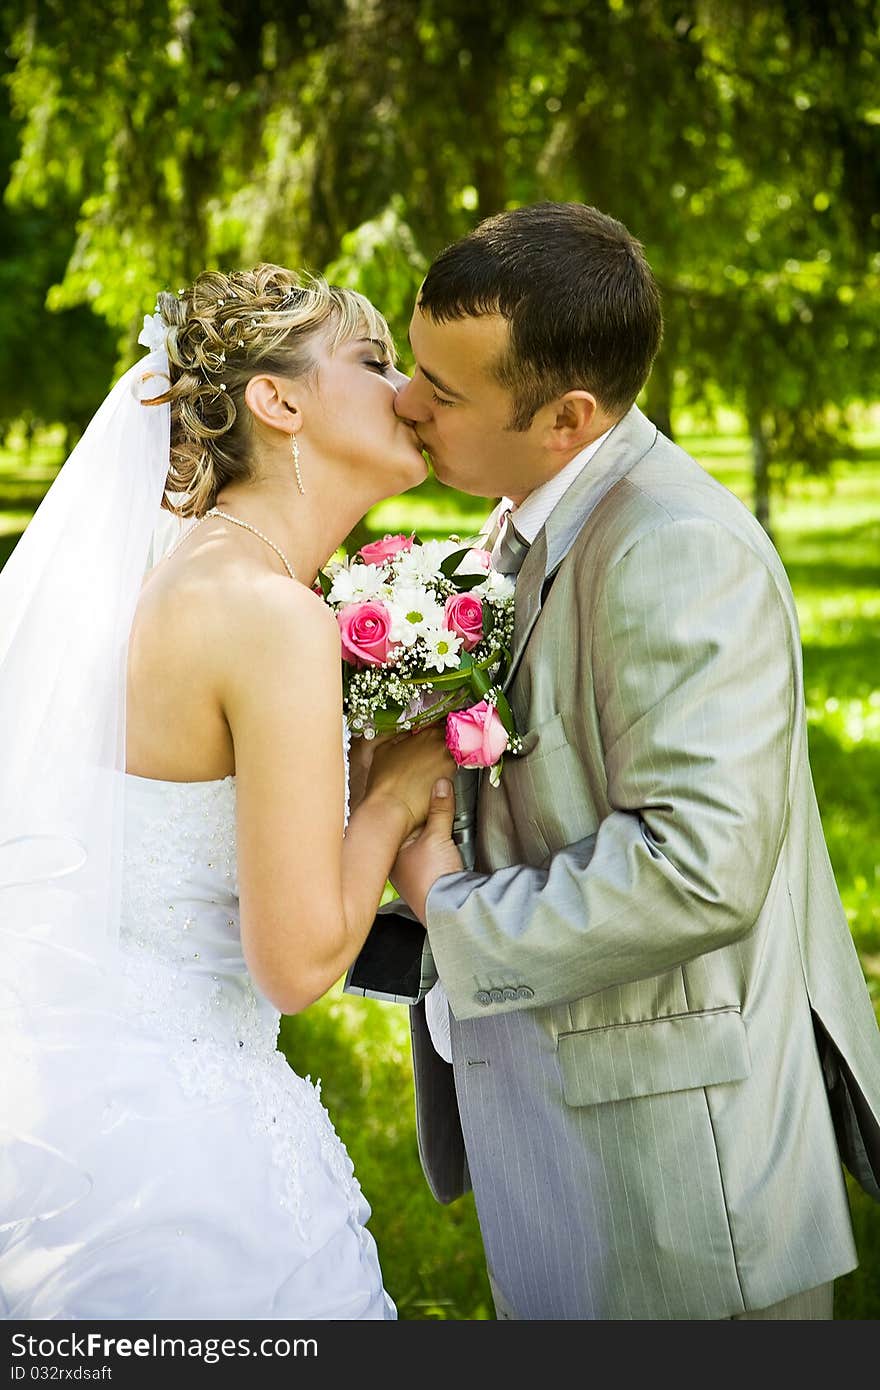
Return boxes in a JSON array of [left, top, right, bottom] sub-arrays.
[[244, 374, 302, 437]]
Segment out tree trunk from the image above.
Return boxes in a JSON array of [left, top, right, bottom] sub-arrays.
[[748, 406, 774, 543], [24, 416, 35, 465], [458, 10, 506, 218]]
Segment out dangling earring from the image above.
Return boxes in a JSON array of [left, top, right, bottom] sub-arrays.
[[291, 434, 305, 495]]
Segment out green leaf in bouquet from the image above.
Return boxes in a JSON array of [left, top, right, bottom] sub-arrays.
[[371, 705, 407, 733], [469, 664, 492, 700], [439, 547, 475, 579], [316, 568, 333, 598], [404, 651, 474, 689], [493, 688, 517, 738], [452, 573, 488, 592]]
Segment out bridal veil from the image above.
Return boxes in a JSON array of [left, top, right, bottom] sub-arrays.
[[0, 348, 170, 1234]]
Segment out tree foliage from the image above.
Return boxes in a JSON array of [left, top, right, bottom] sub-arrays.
[[2, 0, 878, 524]]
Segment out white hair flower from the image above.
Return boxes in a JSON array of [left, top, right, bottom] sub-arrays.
[[137, 309, 167, 353]]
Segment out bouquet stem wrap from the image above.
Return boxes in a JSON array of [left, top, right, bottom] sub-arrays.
[[451, 767, 479, 872]]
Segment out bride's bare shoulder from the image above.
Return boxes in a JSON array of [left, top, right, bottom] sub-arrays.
[[221, 568, 337, 653], [135, 549, 337, 678], [214, 572, 341, 718]]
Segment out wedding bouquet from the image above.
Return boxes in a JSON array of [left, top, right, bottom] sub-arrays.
[[317, 532, 522, 784]]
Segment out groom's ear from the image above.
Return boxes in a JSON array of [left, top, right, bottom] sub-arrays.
[[545, 390, 598, 453]]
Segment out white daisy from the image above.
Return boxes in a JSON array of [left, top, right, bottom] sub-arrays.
[[392, 539, 461, 583], [386, 586, 447, 646], [472, 569, 516, 601], [327, 562, 390, 604], [421, 626, 463, 672]]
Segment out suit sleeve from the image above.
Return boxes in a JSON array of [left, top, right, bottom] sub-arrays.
[[425, 517, 797, 1020]]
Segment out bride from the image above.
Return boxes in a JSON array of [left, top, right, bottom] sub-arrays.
[[0, 263, 454, 1319]]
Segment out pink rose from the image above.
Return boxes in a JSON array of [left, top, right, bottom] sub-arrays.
[[445, 700, 509, 769], [357, 533, 414, 565], [337, 601, 397, 667], [443, 592, 484, 651]]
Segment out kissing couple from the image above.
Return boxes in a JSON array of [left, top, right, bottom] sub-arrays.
[[1, 202, 878, 1322]]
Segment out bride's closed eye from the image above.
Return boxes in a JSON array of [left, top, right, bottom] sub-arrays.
[[365, 358, 391, 375]]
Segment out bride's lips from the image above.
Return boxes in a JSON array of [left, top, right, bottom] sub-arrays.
[[403, 426, 429, 468]]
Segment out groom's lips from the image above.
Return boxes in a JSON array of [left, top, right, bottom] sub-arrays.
[[410, 432, 430, 459]]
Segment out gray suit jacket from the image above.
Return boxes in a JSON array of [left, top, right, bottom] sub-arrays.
[[412, 405, 880, 1319]]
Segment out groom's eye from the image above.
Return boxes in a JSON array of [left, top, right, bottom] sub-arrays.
[[431, 390, 454, 408]]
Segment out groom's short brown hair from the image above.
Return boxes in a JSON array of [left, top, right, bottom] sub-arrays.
[[418, 202, 662, 430]]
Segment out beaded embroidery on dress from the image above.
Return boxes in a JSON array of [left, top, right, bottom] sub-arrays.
[[0, 723, 395, 1320]]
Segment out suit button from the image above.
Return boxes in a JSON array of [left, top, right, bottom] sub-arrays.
[[515, 986, 534, 1000], [488, 988, 504, 1003], [475, 990, 491, 1006], [502, 987, 518, 1001]]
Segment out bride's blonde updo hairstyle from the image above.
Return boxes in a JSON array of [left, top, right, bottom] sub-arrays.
[[147, 263, 395, 518]]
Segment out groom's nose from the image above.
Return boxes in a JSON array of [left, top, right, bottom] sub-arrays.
[[393, 373, 429, 423]]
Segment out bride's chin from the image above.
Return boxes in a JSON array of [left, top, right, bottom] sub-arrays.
[[398, 458, 429, 491]]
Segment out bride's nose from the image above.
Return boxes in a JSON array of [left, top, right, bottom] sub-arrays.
[[386, 364, 408, 389], [393, 373, 426, 423]]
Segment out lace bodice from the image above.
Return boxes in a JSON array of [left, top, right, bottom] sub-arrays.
[[118, 772, 277, 1040], [116, 724, 357, 1238], [120, 721, 351, 1009]]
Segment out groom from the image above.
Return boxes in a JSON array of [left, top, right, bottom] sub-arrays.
[[384, 201, 880, 1320]]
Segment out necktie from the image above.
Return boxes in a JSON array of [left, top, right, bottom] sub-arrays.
[[493, 515, 531, 577], [425, 509, 531, 1065]]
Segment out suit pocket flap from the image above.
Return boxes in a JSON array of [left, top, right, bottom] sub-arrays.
[[517, 711, 569, 761], [558, 1007, 751, 1107]]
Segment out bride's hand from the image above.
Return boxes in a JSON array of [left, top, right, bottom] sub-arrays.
[[348, 728, 418, 814], [389, 780, 464, 924], [362, 724, 456, 836]]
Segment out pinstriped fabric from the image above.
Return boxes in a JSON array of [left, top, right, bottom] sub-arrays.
[[731, 1281, 834, 1319], [412, 406, 880, 1319]]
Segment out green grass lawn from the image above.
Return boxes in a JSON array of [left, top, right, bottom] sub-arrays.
[[2, 421, 878, 1319]]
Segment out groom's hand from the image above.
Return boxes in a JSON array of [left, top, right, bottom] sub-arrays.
[[389, 778, 464, 924]]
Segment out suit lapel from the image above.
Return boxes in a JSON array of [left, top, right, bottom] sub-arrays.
[[503, 406, 658, 692]]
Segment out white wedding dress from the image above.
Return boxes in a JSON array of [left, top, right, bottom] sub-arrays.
[[0, 736, 395, 1320]]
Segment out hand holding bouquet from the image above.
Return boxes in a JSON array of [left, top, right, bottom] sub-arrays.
[[317, 532, 522, 785]]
